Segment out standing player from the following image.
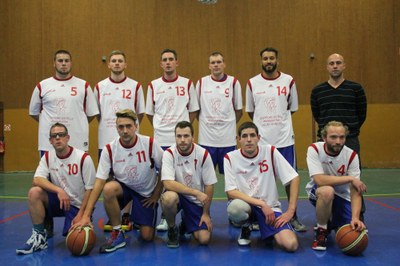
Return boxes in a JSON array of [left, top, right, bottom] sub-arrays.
[[224, 122, 299, 252], [245, 47, 306, 232], [161, 121, 217, 248], [73, 109, 163, 253], [311, 53, 367, 156], [146, 48, 199, 231], [16, 123, 96, 255], [196, 52, 243, 174], [94, 50, 145, 232], [29, 49, 99, 155], [306, 121, 366, 251]]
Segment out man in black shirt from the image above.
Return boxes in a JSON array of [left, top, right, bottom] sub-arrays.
[[311, 53, 367, 156]]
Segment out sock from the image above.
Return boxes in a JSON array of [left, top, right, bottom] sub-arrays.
[[113, 225, 122, 231], [33, 223, 45, 233], [317, 223, 327, 229]]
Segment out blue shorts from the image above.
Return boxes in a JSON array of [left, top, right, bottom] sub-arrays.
[[47, 192, 81, 236], [117, 181, 158, 227], [161, 146, 170, 151], [178, 194, 208, 234], [309, 186, 355, 229], [277, 145, 296, 170], [200, 145, 236, 174], [251, 206, 292, 239]]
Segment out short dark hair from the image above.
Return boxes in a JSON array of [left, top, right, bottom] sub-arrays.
[[49, 122, 68, 136], [175, 121, 194, 136], [238, 121, 259, 137], [54, 50, 72, 61], [161, 48, 178, 60], [209, 52, 224, 62], [259, 47, 278, 58]]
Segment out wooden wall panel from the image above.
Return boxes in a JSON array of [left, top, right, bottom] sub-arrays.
[[0, 0, 399, 170]]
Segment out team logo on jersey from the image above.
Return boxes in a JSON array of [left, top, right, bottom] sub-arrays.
[[264, 97, 277, 113], [112, 101, 120, 113], [125, 166, 138, 180], [183, 174, 193, 188], [210, 98, 222, 113], [247, 176, 260, 196], [55, 98, 66, 115], [166, 96, 175, 113]]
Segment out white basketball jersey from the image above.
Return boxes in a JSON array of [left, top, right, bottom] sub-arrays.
[[196, 74, 243, 147], [224, 144, 298, 212], [94, 77, 145, 149], [306, 142, 360, 201], [34, 147, 96, 208], [29, 76, 99, 151], [146, 76, 199, 147], [246, 72, 298, 148]]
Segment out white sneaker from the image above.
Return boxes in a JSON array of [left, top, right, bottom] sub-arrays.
[[238, 226, 251, 246], [16, 229, 48, 255], [156, 218, 168, 231]]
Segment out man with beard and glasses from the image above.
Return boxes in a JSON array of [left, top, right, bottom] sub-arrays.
[[305, 121, 367, 251], [245, 47, 306, 232], [160, 121, 217, 248], [311, 53, 367, 158], [29, 49, 99, 237], [94, 50, 146, 232]]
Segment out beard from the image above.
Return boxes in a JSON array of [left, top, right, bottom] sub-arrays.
[[326, 143, 344, 155], [262, 63, 277, 74]]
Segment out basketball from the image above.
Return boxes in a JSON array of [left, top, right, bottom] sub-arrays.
[[66, 226, 96, 256], [335, 224, 368, 256]]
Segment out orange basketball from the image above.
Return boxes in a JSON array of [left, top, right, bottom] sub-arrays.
[[335, 224, 368, 256], [66, 226, 96, 256]]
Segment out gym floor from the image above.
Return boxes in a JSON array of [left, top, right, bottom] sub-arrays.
[[1, 169, 399, 266]]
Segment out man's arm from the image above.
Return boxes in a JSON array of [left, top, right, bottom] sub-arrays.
[[142, 171, 163, 208], [73, 189, 92, 224], [163, 180, 208, 205], [275, 176, 300, 227], [33, 176, 71, 210], [189, 111, 199, 123], [313, 174, 366, 193], [349, 185, 366, 231]]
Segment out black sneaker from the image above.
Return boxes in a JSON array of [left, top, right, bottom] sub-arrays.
[[44, 215, 54, 239], [167, 226, 179, 248], [238, 225, 251, 246], [179, 222, 187, 236], [312, 227, 328, 251]]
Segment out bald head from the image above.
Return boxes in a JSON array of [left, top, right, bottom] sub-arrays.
[[326, 53, 346, 80]]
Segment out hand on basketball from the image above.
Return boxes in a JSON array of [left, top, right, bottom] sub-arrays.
[[350, 219, 366, 232], [57, 190, 71, 211], [351, 178, 367, 194], [274, 210, 293, 228], [71, 216, 93, 231]]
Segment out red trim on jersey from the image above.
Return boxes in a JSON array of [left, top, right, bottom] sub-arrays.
[[210, 74, 228, 82], [44, 151, 51, 181], [166, 148, 174, 158], [271, 146, 277, 178], [149, 83, 155, 105], [310, 143, 319, 154], [232, 78, 238, 106], [37, 83, 43, 111], [134, 83, 141, 111], [240, 146, 259, 159], [53, 76, 73, 81], [201, 150, 209, 167], [289, 79, 295, 89], [119, 135, 138, 149], [149, 137, 155, 169], [83, 82, 90, 113], [224, 154, 231, 165], [348, 151, 357, 168], [106, 144, 113, 165], [260, 71, 281, 81], [162, 75, 179, 83], [247, 80, 253, 92], [109, 76, 127, 83], [80, 153, 89, 184], [57, 146, 74, 159], [187, 80, 193, 110], [177, 143, 195, 156]]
